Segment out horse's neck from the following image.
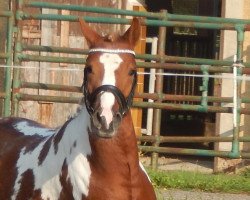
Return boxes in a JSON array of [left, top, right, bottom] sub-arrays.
[[51, 107, 139, 168], [41, 106, 92, 186], [88, 113, 140, 175], [54, 107, 91, 159]]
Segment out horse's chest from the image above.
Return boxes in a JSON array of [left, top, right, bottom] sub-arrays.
[[86, 170, 132, 200]]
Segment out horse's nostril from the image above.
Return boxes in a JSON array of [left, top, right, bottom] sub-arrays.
[[95, 111, 109, 130], [96, 111, 102, 123], [113, 112, 122, 130], [116, 112, 122, 121]]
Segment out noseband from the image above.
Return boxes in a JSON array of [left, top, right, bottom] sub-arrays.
[[83, 48, 137, 117]]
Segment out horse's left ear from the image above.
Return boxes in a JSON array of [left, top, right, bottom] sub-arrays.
[[79, 18, 102, 47], [121, 18, 141, 47]]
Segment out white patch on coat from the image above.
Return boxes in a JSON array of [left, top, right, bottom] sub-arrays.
[[12, 107, 92, 200], [13, 121, 54, 137], [139, 162, 151, 182], [99, 53, 123, 126]]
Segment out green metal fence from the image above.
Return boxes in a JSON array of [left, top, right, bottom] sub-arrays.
[[0, 10, 14, 117], [2, 0, 250, 169]]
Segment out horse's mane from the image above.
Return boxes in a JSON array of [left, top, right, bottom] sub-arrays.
[[103, 34, 120, 43]]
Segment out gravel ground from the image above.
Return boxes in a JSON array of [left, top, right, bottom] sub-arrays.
[[157, 189, 250, 200], [140, 156, 250, 199], [140, 156, 213, 173]]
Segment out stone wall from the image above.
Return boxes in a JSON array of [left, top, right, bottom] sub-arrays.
[[215, 0, 250, 172]]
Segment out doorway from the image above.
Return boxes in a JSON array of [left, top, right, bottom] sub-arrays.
[[143, 0, 221, 149]]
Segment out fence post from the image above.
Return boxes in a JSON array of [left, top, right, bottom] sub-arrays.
[[230, 25, 244, 158], [3, 14, 14, 117], [12, 0, 23, 116], [151, 10, 167, 170]]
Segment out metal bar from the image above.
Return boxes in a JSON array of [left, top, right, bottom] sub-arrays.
[[140, 145, 250, 159], [200, 65, 209, 112], [24, 1, 250, 26], [136, 53, 250, 67], [12, 0, 23, 116], [19, 52, 250, 67], [0, 11, 13, 17], [19, 54, 86, 64], [151, 10, 167, 170], [20, 44, 250, 67], [139, 146, 250, 159], [18, 93, 80, 104], [230, 27, 244, 158], [19, 13, 240, 31], [135, 93, 250, 104], [132, 101, 250, 114], [19, 82, 250, 104], [137, 62, 250, 73], [21, 82, 81, 93], [19, 82, 250, 114], [167, 13, 250, 25], [24, 1, 162, 19], [3, 15, 14, 117], [140, 146, 232, 157], [138, 136, 250, 143], [22, 44, 89, 55]]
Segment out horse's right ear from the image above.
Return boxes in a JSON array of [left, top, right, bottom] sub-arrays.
[[79, 18, 102, 47], [121, 18, 141, 47]]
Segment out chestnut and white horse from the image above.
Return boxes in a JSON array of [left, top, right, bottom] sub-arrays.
[[0, 18, 156, 200]]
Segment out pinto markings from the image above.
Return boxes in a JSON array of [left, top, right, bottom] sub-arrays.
[[12, 107, 92, 200], [13, 120, 54, 137]]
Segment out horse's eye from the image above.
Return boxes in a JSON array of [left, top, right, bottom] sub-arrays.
[[128, 69, 136, 76], [85, 66, 92, 74]]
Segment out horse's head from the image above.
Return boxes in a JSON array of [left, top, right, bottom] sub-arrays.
[[79, 18, 141, 138]]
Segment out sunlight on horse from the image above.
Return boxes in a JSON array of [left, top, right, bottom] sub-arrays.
[[0, 18, 156, 200]]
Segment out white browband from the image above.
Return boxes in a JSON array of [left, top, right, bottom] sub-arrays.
[[89, 48, 135, 56]]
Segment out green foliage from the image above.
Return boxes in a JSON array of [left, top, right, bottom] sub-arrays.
[[241, 168, 250, 178], [147, 169, 250, 194]]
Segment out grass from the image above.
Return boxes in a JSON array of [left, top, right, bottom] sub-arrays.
[[147, 168, 250, 194]]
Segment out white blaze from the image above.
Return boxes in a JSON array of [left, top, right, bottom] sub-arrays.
[[99, 53, 122, 127]]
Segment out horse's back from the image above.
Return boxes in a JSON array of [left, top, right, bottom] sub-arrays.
[[0, 117, 54, 155], [0, 117, 55, 199]]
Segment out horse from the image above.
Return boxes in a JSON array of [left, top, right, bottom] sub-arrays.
[[0, 17, 157, 200]]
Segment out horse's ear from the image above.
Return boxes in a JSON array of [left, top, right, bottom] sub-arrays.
[[121, 18, 141, 47], [79, 18, 102, 47]]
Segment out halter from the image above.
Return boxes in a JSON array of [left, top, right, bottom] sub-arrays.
[[84, 49, 137, 116], [88, 48, 136, 56]]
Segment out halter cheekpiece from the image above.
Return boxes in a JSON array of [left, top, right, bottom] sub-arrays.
[[84, 48, 137, 117]]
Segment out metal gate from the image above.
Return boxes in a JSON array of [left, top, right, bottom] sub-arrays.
[[1, 0, 250, 170]]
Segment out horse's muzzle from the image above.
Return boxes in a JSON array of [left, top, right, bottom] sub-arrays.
[[91, 108, 122, 138]]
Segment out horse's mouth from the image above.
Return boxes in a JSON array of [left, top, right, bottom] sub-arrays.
[[96, 128, 115, 138], [90, 112, 121, 138]]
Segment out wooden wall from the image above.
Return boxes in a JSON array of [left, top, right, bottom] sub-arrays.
[[18, 0, 126, 127]]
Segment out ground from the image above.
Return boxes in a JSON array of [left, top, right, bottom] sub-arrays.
[[140, 155, 213, 173], [140, 156, 250, 200], [158, 189, 250, 200]]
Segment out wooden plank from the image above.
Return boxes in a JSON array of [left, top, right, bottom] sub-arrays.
[[60, 9, 70, 67], [131, 5, 146, 136]]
